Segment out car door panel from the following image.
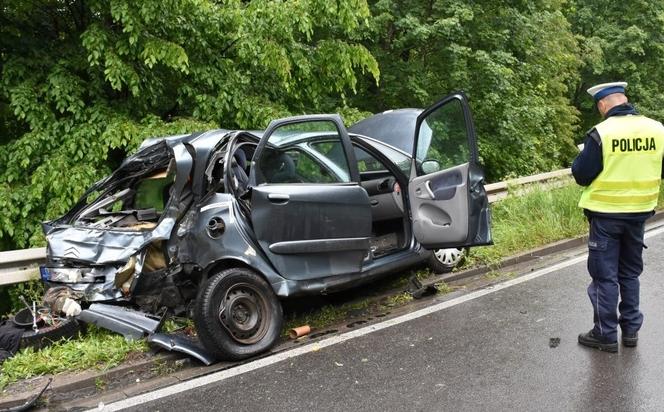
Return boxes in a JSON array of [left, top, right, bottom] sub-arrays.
[[251, 184, 371, 244], [410, 163, 469, 246], [426, 166, 463, 200], [409, 92, 492, 249], [251, 184, 371, 280], [467, 162, 492, 245], [247, 115, 372, 281]]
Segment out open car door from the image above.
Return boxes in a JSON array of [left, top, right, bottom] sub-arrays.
[[408, 92, 492, 249], [248, 115, 372, 281]]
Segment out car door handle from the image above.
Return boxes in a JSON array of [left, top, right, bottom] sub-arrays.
[[268, 193, 290, 203], [424, 181, 436, 199]]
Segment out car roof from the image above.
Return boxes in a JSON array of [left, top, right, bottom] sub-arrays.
[[348, 108, 423, 154], [137, 115, 416, 164]]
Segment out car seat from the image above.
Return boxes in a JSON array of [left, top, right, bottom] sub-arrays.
[[260, 150, 298, 183], [232, 148, 249, 195]]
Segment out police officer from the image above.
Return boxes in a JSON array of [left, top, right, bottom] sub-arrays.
[[572, 82, 664, 352]]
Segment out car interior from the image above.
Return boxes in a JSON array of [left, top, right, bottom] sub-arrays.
[[73, 160, 178, 230], [223, 133, 409, 259], [353, 145, 408, 257]]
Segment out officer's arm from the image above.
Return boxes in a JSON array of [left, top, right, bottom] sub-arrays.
[[572, 129, 603, 186]]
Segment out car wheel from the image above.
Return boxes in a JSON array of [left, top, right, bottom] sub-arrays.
[[194, 267, 283, 361], [19, 318, 81, 350], [427, 248, 468, 273]]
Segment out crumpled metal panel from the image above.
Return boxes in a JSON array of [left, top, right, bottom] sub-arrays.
[[45, 144, 192, 265], [147, 333, 217, 365], [174, 193, 285, 285], [45, 216, 177, 265], [77, 303, 162, 340]]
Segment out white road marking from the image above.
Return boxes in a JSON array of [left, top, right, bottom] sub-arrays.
[[97, 224, 664, 411]]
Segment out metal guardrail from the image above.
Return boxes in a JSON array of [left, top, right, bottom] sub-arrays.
[[0, 247, 46, 286], [0, 168, 573, 287], [485, 168, 572, 202]]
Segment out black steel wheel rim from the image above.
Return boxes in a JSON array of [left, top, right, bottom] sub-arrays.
[[218, 282, 271, 344]]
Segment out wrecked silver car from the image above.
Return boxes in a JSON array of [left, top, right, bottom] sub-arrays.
[[39, 92, 492, 360]]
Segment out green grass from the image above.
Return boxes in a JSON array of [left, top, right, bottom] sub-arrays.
[[466, 183, 587, 268], [0, 326, 147, 391], [466, 182, 664, 269], [161, 317, 195, 334], [434, 281, 452, 294], [282, 299, 370, 336]]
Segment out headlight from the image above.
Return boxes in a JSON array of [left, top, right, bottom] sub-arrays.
[[41, 266, 105, 283]]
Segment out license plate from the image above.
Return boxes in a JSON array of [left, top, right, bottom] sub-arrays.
[[39, 266, 50, 281]]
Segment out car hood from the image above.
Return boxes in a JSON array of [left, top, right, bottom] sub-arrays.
[[44, 217, 176, 264]]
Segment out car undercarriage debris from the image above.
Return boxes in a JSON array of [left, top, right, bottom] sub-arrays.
[[0, 378, 52, 412], [288, 325, 311, 339], [408, 276, 438, 299], [147, 333, 216, 366], [77, 304, 164, 340]]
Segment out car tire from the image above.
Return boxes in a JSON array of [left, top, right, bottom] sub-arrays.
[[427, 248, 468, 273], [194, 267, 283, 361], [19, 318, 81, 350]]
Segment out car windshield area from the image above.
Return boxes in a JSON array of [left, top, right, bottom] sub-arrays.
[[356, 139, 411, 177]]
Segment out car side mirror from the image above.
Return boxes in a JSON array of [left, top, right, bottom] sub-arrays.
[[421, 160, 441, 174]]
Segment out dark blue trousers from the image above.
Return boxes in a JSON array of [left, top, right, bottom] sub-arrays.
[[587, 217, 646, 342]]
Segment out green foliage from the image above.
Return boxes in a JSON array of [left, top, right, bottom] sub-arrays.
[[5, 280, 45, 314], [566, 0, 664, 131], [3, 0, 664, 253], [0, 0, 379, 250], [353, 0, 581, 181], [0, 325, 148, 390], [467, 183, 587, 268]]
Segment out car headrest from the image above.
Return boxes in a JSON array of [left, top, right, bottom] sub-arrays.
[[233, 148, 247, 170]]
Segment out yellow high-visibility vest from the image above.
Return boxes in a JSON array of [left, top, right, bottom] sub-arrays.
[[579, 115, 664, 213]]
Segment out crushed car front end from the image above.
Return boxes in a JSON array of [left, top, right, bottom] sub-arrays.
[[40, 137, 195, 312]]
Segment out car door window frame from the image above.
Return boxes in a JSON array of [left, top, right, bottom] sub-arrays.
[[412, 92, 479, 178], [249, 114, 361, 186]]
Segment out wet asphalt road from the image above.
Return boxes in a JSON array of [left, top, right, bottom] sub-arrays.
[[124, 230, 664, 412]]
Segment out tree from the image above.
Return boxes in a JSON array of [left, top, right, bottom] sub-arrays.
[[566, 0, 664, 131], [352, 0, 581, 181], [0, 0, 379, 249]]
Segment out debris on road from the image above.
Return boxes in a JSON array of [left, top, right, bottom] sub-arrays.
[[289, 325, 311, 339], [549, 337, 561, 348], [408, 276, 437, 299], [77, 303, 163, 341], [0, 378, 51, 412], [147, 333, 216, 366]]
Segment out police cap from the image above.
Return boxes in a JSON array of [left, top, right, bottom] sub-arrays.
[[587, 82, 628, 102]]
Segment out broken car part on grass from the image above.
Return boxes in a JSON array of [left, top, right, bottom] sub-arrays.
[[36, 92, 492, 363]]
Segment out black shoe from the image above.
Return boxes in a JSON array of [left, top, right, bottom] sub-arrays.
[[578, 330, 618, 353], [622, 332, 638, 347]]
